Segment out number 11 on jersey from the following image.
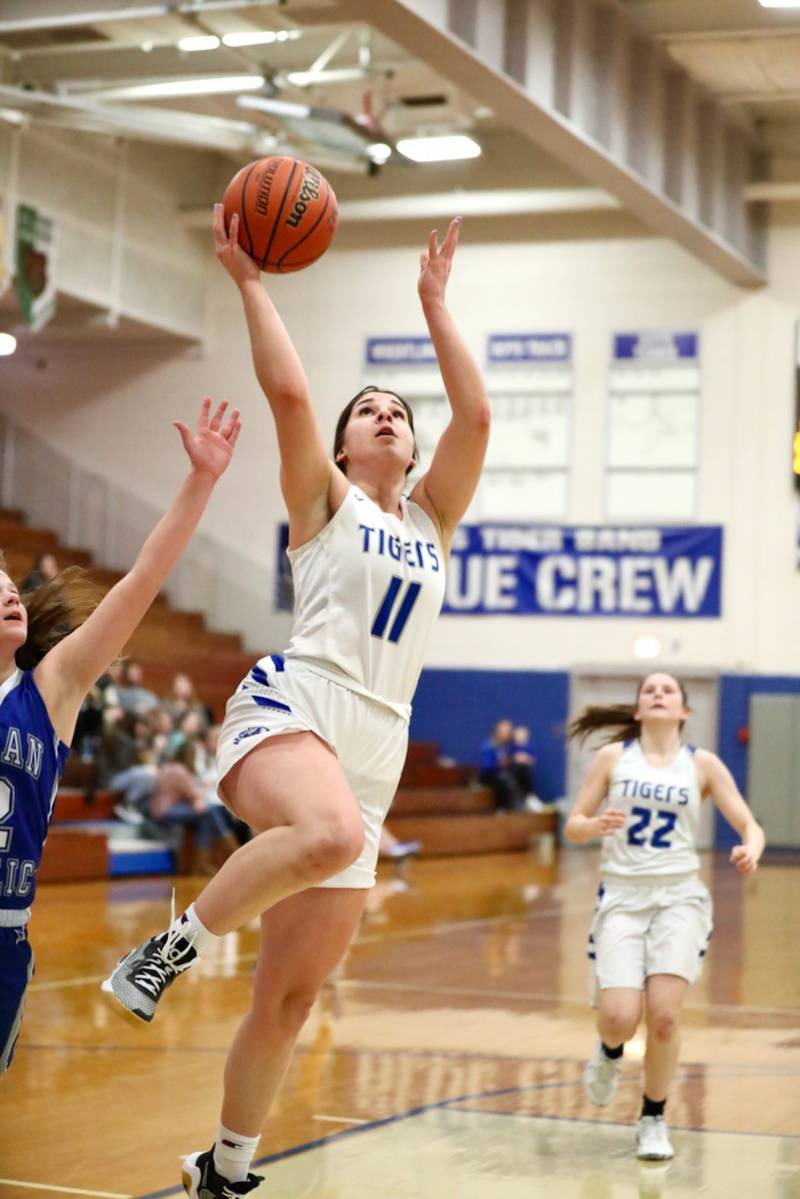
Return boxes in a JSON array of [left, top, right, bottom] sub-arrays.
[[371, 576, 422, 644]]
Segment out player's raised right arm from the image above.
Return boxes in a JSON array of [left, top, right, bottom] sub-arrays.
[[213, 204, 331, 526]]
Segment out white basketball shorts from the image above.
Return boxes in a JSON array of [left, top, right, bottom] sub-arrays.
[[216, 654, 409, 889], [587, 873, 713, 1000]]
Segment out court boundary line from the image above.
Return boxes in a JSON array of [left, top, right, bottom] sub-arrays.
[[0, 1180, 131, 1198], [130, 1073, 800, 1199], [26, 970, 800, 1020]]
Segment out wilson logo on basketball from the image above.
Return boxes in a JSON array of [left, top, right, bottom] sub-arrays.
[[255, 159, 280, 217], [285, 168, 322, 229]]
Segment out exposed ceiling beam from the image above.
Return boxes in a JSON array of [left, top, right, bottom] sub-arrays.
[[179, 179, 799, 230], [333, 0, 766, 287], [0, 0, 281, 35], [620, 0, 800, 38], [0, 82, 271, 153], [0, 82, 372, 173]]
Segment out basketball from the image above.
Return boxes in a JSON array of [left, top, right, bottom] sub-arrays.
[[223, 156, 338, 274]]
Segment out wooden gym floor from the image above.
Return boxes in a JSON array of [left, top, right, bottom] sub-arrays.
[[0, 848, 798, 1198]]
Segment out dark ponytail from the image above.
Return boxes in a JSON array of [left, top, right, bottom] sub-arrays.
[[567, 675, 690, 745], [567, 704, 641, 746]]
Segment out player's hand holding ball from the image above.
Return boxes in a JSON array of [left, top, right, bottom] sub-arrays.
[[219, 155, 338, 275], [213, 205, 260, 288]]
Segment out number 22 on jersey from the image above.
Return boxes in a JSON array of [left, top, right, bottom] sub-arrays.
[[627, 805, 678, 848]]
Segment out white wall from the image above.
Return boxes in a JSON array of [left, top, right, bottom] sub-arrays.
[[1, 146, 799, 671], [0, 124, 212, 338]]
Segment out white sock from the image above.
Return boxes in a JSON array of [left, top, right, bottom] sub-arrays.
[[176, 903, 219, 955], [213, 1124, 260, 1183]]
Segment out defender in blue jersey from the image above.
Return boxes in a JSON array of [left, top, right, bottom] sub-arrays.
[[564, 673, 765, 1161], [0, 397, 240, 1071]]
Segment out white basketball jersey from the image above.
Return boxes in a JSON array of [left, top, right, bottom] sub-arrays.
[[281, 484, 446, 714], [600, 740, 702, 878]]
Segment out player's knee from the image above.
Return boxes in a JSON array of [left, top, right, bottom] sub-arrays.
[[603, 1008, 639, 1043], [275, 984, 320, 1037], [295, 816, 364, 882], [648, 1009, 677, 1042], [249, 984, 319, 1039]]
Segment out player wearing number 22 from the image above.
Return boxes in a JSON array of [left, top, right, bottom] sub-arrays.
[[0, 397, 240, 1073], [565, 673, 765, 1162], [102, 209, 489, 1199]]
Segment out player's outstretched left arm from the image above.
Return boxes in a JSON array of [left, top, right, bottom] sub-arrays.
[[697, 749, 766, 874], [34, 398, 240, 744], [409, 219, 490, 547]]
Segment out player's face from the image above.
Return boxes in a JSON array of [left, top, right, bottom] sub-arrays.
[[0, 572, 27, 653], [341, 392, 416, 476], [635, 673, 688, 726]]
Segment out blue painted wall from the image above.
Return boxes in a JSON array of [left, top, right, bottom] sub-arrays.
[[716, 674, 800, 848], [411, 669, 800, 846], [410, 668, 570, 802]]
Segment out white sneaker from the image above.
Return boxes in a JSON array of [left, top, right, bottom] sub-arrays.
[[582, 1040, 621, 1106], [636, 1116, 674, 1160]]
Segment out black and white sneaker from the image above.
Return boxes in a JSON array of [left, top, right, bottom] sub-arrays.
[[100, 896, 198, 1026], [182, 1149, 264, 1198]]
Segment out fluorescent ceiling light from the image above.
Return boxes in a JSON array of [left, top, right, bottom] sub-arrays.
[[102, 75, 265, 100], [223, 30, 275, 46], [0, 333, 17, 356], [223, 29, 301, 46], [238, 94, 310, 119], [759, 1, 800, 6], [396, 134, 481, 163], [178, 35, 220, 51], [287, 67, 367, 87]]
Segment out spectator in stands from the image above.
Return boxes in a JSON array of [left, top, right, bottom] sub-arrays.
[[510, 724, 535, 797], [100, 711, 160, 818], [116, 659, 160, 715], [479, 718, 523, 811], [166, 670, 212, 729], [150, 707, 176, 764], [73, 670, 119, 764], [20, 551, 59, 594], [149, 759, 237, 876], [202, 725, 251, 847], [169, 708, 206, 758]]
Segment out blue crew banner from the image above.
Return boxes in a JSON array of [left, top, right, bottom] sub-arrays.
[[443, 524, 722, 617], [277, 523, 723, 617]]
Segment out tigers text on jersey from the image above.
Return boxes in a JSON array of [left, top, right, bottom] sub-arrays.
[[600, 739, 701, 878], [282, 484, 446, 713], [0, 669, 69, 920]]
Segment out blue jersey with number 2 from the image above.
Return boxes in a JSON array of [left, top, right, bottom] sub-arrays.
[[0, 669, 69, 918]]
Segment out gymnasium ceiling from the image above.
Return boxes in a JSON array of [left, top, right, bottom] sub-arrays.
[[1, 1, 800, 284]]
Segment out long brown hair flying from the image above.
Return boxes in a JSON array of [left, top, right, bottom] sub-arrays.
[[1, 551, 104, 670], [567, 676, 690, 746]]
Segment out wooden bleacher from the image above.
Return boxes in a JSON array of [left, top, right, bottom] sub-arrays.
[[0, 507, 253, 720], [2, 506, 556, 880], [387, 741, 556, 857]]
